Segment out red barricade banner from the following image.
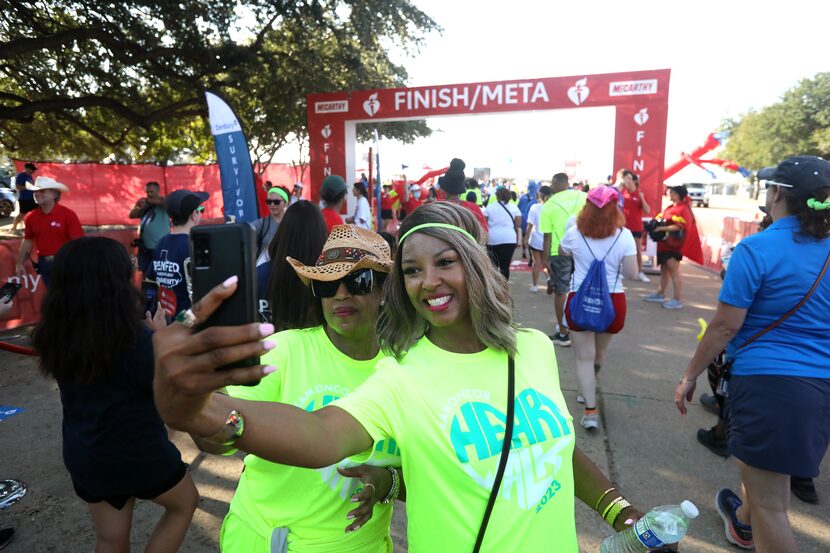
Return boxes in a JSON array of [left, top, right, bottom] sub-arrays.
[[12, 161, 309, 226], [0, 229, 138, 330]]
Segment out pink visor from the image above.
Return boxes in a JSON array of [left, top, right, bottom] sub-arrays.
[[587, 185, 619, 208]]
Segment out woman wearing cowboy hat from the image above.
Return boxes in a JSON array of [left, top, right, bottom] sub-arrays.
[[15, 176, 83, 287], [192, 225, 400, 553], [152, 204, 651, 553]]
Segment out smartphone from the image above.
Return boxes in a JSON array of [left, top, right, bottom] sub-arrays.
[[0, 282, 22, 304], [190, 223, 259, 372]]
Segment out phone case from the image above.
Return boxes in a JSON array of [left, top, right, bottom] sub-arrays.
[[190, 223, 259, 372]]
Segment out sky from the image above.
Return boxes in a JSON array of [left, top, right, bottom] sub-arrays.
[[312, 0, 830, 184]]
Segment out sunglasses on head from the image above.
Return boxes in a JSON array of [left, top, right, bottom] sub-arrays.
[[311, 268, 382, 298], [266, 199, 284, 205], [763, 179, 793, 190], [195, 206, 205, 213]]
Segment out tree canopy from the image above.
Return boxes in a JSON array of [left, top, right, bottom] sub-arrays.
[[0, 0, 437, 164], [720, 72, 830, 170]]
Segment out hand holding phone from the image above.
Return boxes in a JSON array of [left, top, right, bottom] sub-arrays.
[[0, 282, 22, 304], [190, 223, 259, 373]]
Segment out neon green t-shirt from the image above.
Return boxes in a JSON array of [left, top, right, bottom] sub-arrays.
[[539, 190, 587, 255], [226, 326, 399, 553], [467, 188, 482, 206], [333, 329, 577, 553]]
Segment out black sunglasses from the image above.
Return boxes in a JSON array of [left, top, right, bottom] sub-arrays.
[[266, 199, 284, 205], [311, 269, 383, 298]]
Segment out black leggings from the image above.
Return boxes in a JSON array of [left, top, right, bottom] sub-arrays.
[[487, 244, 516, 280]]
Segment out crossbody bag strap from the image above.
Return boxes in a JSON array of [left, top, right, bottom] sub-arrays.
[[738, 246, 830, 349], [472, 355, 515, 553], [498, 202, 519, 241]]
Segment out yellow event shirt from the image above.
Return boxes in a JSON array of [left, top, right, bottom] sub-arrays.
[[226, 326, 399, 553], [539, 189, 587, 255], [334, 329, 577, 553]]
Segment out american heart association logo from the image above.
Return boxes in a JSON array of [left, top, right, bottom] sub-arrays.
[[363, 93, 380, 117], [634, 108, 649, 126], [321, 124, 331, 139], [567, 78, 589, 106]]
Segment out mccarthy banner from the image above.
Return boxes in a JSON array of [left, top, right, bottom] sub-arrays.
[[205, 91, 259, 223]]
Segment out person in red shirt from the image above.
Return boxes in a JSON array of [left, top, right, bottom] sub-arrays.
[[435, 159, 488, 233], [620, 172, 652, 282], [644, 185, 694, 310], [379, 184, 399, 232], [319, 175, 347, 234], [15, 177, 83, 287], [399, 183, 423, 220]]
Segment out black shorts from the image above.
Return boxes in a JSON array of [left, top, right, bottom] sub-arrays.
[[631, 231, 643, 238], [72, 462, 187, 510], [381, 209, 394, 220], [18, 199, 37, 214], [727, 375, 830, 477], [529, 246, 543, 254], [657, 250, 682, 265]]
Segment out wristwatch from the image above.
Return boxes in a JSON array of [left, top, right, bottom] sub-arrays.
[[201, 409, 245, 446]]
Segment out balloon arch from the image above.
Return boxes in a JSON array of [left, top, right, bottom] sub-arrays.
[[306, 69, 670, 213]]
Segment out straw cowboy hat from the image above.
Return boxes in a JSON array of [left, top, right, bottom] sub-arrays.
[[26, 176, 69, 193], [288, 225, 393, 284]]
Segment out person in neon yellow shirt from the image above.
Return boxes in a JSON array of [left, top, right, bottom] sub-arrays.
[[153, 205, 650, 552], [540, 172, 587, 346], [194, 225, 401, 552]]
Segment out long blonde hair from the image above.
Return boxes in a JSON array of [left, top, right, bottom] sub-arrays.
[[377, 202, 517, 358]]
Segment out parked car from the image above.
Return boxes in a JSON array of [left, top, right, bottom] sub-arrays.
[[683, 182, 710, 207], [0, 185, 16, 217]]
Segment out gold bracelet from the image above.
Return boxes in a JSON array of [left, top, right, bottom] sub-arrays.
[[679, 375, 696, 384], [603, 497, 632, 527], [594, 487, 617, 511]]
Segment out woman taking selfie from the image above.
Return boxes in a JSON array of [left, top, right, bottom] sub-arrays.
[[153, 203, 646, 552], [35, 237, 197, 553], [211, 225, 399, 552]]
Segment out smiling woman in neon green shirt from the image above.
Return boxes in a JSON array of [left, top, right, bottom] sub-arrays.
[[153, 204, 648, 552], [196, 225, 400, 553]]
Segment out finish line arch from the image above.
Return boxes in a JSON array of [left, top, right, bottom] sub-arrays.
[[306, 69, 670, 213]]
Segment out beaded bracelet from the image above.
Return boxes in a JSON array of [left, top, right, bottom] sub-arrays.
[[602, 497, 632, 527], [379, 466, 400, 504]]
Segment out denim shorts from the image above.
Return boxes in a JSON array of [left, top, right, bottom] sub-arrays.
[[727, 375, 830, 477]]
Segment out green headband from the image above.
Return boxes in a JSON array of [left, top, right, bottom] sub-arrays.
[[398, 223, 478, 245], [268, 187, 289, 203], [807, 197, 830, 211]]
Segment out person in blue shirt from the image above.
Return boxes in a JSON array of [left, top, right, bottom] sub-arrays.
[[147, 189, 208, 318], [11, 162, 37, 232], [674, 155, 830, 553], [517, 180, 538, 259]]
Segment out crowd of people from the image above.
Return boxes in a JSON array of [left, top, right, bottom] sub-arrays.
[[4, 153, 829, 553]]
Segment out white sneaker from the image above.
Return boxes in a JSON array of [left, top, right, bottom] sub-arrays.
[[638, 272, 651, 283], [577, 394, 585, 404], [530, 284, 539, 293], [580, 413, 600, 430]]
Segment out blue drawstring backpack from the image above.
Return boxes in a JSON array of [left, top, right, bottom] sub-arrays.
[[568, 231, 622, 332]]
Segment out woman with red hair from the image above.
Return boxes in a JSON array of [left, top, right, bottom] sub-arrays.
[[559, 186, 639, 430]]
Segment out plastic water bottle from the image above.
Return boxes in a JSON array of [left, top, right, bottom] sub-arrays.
[[600, 500, 699, 553]]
